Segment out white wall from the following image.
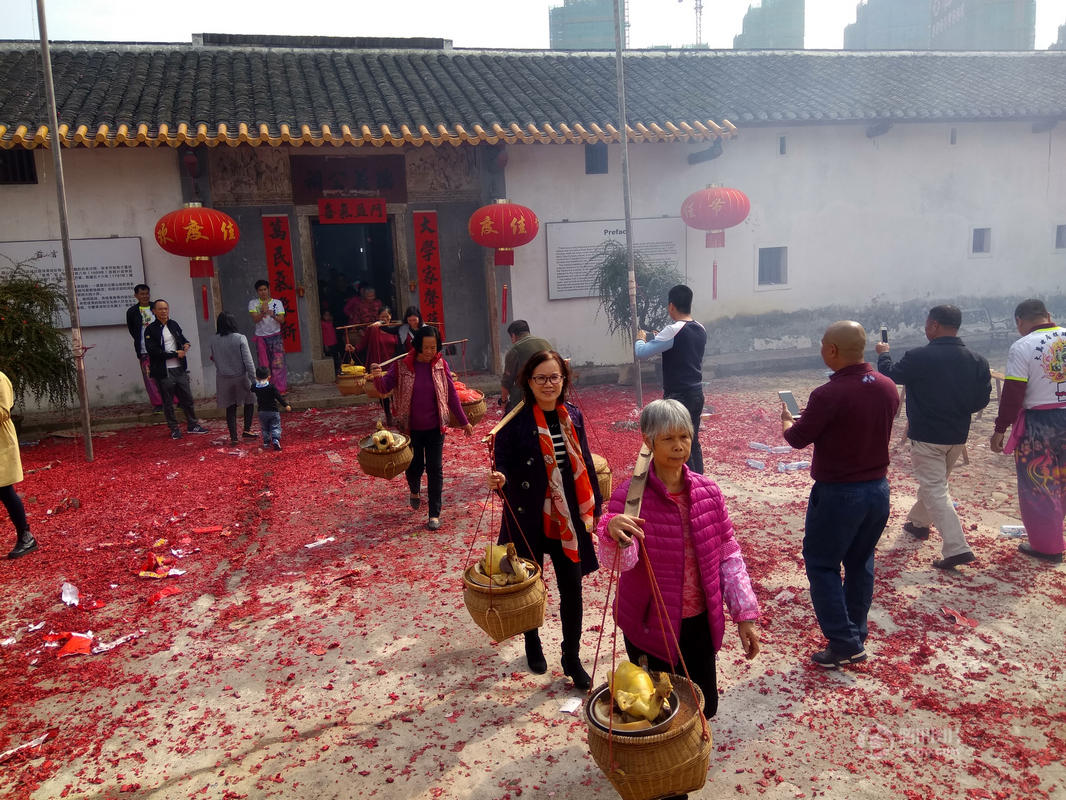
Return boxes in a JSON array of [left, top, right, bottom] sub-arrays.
[[1, 147, 196, 408], [506, 121, 1066, 365]]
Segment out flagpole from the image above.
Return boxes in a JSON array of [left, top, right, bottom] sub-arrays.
[[36, 0, 93, 460]]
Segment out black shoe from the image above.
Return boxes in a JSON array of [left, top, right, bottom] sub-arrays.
[[903, 522, 930, 540], [933, 551, 976, 570], [188, 424, 209, 434], [1018, 542, 1064, 564], [562, 653, 592, 691], [409, 494, 421, 510], [170, 429, 182, 440], [426, 517, 441, 531], [242, 431, 258, 440], [230, 438, 239, 446], [7, 530, 37, 559], [811, 647, 868, 669], [524, 632, 547, 674]]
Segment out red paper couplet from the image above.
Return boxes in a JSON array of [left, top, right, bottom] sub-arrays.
[[261, 215, 302, 353], [413, 211, 445, 340], [317, 197, 387, 224]]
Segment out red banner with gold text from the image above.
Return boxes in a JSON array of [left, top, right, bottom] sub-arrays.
[[412, 211, 445, 340], [261, 215, 302, 353]]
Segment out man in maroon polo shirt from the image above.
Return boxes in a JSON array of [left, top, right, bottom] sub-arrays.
[[781, 321, 900, 669]]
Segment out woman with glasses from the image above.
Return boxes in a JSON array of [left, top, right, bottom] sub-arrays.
[[488, 350, 602, 689]]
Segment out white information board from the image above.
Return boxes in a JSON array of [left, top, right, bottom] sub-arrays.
[[0, 237, 145, 327], [546, 217, 687, 300]]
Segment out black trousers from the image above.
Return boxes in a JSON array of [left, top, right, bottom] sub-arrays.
[[624, 611, 718, 718], [406, 427, 444, 517], [0, 484, 27, 533], [665, 387, 704, 474], [521, 535, 584, 655], [157, 367, 199, 432], [225, 404, 255, 440]]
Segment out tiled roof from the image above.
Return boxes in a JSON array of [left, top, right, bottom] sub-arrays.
[[0, 40, 1064, 149]]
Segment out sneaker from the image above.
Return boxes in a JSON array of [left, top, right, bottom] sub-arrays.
[[903, 522, 930, 540], [811, 647, 868, 669], [188, 424, 209, 434], [271, 440, 282, 451], [242, 431, 258, 440], [170, 429, 182, 440], [1018, 542, 1064, 564], [426, 517, 441, 531], [933, 551, 976, 570]]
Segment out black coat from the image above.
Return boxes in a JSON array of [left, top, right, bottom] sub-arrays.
[[126, 303, 148, 356], [494, 402, 601, 576], [144, 319, 191, 380]]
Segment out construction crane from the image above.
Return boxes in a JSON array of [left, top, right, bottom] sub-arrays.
[[678, 0, 705, 48]]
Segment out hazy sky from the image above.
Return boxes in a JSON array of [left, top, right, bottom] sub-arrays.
[[2, 0, 1065, 50]]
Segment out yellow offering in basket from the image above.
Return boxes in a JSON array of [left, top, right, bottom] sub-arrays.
[[340, 364, 366, 376], [609, 661, 674, 724], [480, 543, 530, 587]]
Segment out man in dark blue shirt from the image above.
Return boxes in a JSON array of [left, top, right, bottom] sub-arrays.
[[635, 284, 707, 473], [876, 305, 991, 570]]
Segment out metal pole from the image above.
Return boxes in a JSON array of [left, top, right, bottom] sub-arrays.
[[612, 0, 643, 409], [36, 0, 93, 460]]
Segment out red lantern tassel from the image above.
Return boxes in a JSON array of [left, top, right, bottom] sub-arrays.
[[189, 257, 215, 277], [495, 248, 514, 266]]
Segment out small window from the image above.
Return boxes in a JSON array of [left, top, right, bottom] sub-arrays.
[[758, 246, 788, 286], [972, 227, 991, 255], [0, 149, 37, 184], [778, 136, 787, 155], [1056, 225, 1066, 250], [949, 127, 957, 145], [584, 142, 607, 175]]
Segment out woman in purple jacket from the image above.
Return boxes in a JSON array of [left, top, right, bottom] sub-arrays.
[[599, 399, 761, 719], [371, 326, 472, 530]]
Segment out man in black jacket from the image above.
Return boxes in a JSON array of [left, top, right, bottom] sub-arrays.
[[876, 305, 991, 569], [144, 300, 208, 440], [125, 283, 164, 412]]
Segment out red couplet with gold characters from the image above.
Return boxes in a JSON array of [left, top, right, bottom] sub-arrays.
[[680, 185, 750, 248], [154, 202, 240, 276], [467, 200, 539, 266]]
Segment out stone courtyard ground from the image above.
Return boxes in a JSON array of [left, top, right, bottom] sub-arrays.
[[1, 369, 1063, 800]]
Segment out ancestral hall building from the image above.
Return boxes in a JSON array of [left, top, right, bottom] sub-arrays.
[[0, 34, 1064, 406]]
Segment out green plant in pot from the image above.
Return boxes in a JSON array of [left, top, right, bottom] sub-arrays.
[[0, 259, 78, 414], [590, 240, 683, 342]]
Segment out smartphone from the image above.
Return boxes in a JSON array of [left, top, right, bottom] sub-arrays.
[[880, 326, 889, 344], [778, 390, 801, 418]]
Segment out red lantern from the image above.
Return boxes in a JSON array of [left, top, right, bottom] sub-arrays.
[[680, 185, 750, 248], [468, 200, 539, 266], [154, 202, 240, 277]]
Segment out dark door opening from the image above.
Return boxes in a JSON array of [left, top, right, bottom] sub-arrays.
[[311, 219, 397, 327]]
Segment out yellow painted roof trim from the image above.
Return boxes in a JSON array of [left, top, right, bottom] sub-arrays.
[[0, 119, 736, 149]]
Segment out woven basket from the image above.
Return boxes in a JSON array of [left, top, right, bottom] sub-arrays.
[[449, 393, 486, 428], [365, 379, 393, 400], [592, 453, 612, 500], [585, 676, 712, 800], [356, 433, 412, 480], [336, 373, 366, 396], [462, 559, 545, 642]]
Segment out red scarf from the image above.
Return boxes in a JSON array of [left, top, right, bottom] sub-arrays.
[[533, 403, 595, 563]]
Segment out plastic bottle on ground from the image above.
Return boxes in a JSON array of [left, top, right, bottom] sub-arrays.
[[745, 459, 766, 470], [777, 460, 810, 472]]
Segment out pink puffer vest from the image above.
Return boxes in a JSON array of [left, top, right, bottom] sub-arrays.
[[607, 466, 740, 662]]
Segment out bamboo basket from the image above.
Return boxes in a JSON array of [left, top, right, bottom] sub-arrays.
[[449, 392, 486, 428], [585, 676, 712, 800], [336, 373, 366, 396], [592, 453, 612, 500], [356, 433, 412, 480], [462, 559, 545, 642]]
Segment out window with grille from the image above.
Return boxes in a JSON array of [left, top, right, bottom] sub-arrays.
[[0, 149, 37, 184]]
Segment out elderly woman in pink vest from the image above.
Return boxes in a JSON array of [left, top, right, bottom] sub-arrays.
[[370, 326, 472, 531], [598, 398, 761, 720]]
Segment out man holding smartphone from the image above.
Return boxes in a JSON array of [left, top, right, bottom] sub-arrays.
[[780, 321, 899, 669], [635, 284, 707, 473], [876, 305, 991, 569]]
